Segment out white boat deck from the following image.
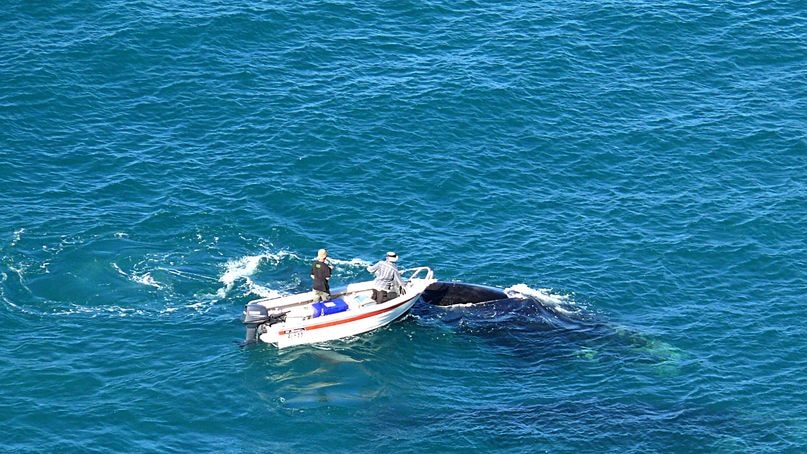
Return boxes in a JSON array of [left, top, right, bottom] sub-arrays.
[[247, 266, 435, 348]]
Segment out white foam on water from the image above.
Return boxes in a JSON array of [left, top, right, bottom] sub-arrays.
[[161, 267, 218, 282], [11, 228, 25, 246], [1, 294, 26, 313], [504, 283, 578, 315], [244, 277, 284, 299], [328, 257, 372, 268], [111, 262, 127, 277], [132, 272, 163, 289], [219, 255, 266, 290], [217, 250, 299, 298], [87, 305, 147, 317], [7, 263, 33, 294], [217, 255, 266, 297], [112, 263, 166, 290], [4, 261, 202, 319], [183, 300, 210, 311], [10, 302, 149, 318]]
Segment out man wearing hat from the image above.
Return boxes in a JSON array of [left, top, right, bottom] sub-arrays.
[[311, 248, 333, 302], [366, 251, 405, 303]]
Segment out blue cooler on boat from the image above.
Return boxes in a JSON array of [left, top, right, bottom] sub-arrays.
[[312, 298, 349, 318]]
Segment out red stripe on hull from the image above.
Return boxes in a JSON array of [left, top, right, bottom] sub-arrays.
[[278, 298, 412, 335]]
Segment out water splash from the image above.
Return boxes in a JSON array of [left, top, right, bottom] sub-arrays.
[[504, 283, 578, 315], [132, 272, 162, 289], [112, 263, 166, 290], [11, 228, 25, 247], [217, 250, 300, 298], [243, 277, 284, 299], [328, 257, 372, 268]]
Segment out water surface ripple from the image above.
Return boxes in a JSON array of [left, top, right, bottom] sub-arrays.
[[2, 1, 806, 452]]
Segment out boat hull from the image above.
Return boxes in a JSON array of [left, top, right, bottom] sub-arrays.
[[246, 266, 435, 348], [259, 292, 421, 348]]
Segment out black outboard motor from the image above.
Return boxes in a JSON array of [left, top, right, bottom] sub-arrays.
[[242, 304, 271, 344], [242, 304, 288, 344]]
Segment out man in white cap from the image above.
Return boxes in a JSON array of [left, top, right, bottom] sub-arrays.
[[366, 251, 405, 303], [311, 248, 333, 302]]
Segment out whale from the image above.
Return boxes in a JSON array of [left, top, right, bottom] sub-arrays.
[[421, 281, 510, 306], [418, 281, 684, 372]]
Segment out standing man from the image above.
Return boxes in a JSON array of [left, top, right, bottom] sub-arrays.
[[311, 248, 333, 302], [366, 251, 405, 303]]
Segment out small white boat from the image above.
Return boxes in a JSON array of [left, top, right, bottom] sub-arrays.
[[242, 267, 435, 348]]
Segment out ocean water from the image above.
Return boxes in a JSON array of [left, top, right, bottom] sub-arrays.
[[2, 1, 806, 452]]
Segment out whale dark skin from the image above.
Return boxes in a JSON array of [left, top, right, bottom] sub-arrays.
[[420, 282, 509, 306]]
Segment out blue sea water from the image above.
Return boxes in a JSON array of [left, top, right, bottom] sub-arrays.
[[2, 1, 806, 452]]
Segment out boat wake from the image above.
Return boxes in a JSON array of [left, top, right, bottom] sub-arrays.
[[0, 232, 227, 319], [215, 252, 372, 300], [217, 252, 296, 299], [1, 230, 683, 371]]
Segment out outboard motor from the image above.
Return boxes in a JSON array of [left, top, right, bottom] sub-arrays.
[[242, 304, 271, 344]]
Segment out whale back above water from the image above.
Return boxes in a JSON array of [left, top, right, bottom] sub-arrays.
[[421, 282, 509, 306]]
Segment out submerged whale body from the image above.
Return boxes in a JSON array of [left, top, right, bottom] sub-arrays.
[[421, 282, 509, 306], [420, 281, 573, 327], [419, 282, 684, 371]]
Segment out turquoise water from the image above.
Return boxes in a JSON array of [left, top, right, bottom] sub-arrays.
[[2, 1, 806, 452]]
